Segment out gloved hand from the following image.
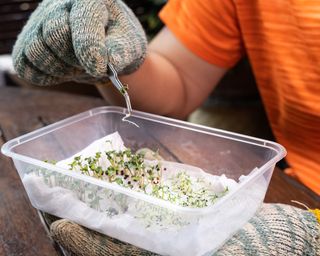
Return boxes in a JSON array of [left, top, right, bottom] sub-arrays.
[[12, 0, 147, 86], [49, 204, 320, 256]]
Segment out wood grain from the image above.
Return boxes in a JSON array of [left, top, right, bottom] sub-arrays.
[[0, 130, 58, 256], [266, 167, 319, 208], [0, 87, 105, 255]]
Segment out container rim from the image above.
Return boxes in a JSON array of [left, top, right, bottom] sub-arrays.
[[1, 106, 286, 214]]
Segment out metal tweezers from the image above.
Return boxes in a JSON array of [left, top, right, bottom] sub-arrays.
[[107, 64, 124, 93], [107, 63, 138, 127]]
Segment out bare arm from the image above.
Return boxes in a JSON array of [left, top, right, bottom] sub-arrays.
[[96, 28, 227, 119]]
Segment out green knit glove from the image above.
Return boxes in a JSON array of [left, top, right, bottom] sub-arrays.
[[48, 204, 320, 256], [12, 0, 147, 86]]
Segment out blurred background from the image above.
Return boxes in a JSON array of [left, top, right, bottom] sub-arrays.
[[0, 0, 273, 140]]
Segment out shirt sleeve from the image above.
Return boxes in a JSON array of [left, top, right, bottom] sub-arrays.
[[159, 0, 244, 68]]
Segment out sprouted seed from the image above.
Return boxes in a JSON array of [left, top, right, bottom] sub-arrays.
[[62, 148, 229, 208]]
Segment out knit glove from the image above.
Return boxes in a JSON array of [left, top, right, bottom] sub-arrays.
[[49, 204, 320, 256], [12, 0, 147, 86]]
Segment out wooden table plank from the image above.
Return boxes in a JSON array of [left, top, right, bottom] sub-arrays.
[[0, 87, 105, 256], [0, 131, 59, 256], [265, 167, 319, 208]]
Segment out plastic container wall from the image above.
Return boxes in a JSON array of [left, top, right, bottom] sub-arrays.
[[2, 107, 286, 256]]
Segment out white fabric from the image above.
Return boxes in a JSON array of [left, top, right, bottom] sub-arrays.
[[22, 132, 243, 256]]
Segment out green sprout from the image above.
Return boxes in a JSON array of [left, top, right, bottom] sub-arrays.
[[44, 148, 230, 209]]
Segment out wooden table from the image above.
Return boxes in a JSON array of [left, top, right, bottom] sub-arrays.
[[0, 87, 319, 255]]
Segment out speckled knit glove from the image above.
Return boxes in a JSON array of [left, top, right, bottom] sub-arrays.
[[12, 0, 147, 86], [49, 204, 320, 256]]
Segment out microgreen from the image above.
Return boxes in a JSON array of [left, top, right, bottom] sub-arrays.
[[65, 149, 229, 208], [42, 148, 230, 212]]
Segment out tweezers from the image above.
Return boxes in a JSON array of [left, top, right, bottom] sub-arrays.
[[107, 63, 138, 127]]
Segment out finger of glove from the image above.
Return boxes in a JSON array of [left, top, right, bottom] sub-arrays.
[[70, 0, 109, 77], [24, 23, 73, 77], [13, 0, 76, 77], [72, 72, 109, 85], [50, 219, 157, 256], [105, 0, 147, 74], [14, 50, 65, 86], [42, 2, 81, 68], [12, 1, 60, 81]]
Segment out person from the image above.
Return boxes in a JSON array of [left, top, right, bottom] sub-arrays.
[[12, 0, 320, 194]]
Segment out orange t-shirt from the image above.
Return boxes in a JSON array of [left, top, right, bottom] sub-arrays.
[[160, 0, 320, 194]]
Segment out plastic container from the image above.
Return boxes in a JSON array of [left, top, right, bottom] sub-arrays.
[[1, 106, 286, 256]]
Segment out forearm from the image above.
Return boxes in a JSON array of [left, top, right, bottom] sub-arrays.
[[120, 51, 187, 118], [96, 50, 186, 118], [96, 28, 227, 119]]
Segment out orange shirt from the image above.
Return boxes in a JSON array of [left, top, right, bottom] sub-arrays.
[[160, 0, 320, 194]]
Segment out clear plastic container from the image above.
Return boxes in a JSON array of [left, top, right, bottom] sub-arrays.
[[1, 106, 286, 256]]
